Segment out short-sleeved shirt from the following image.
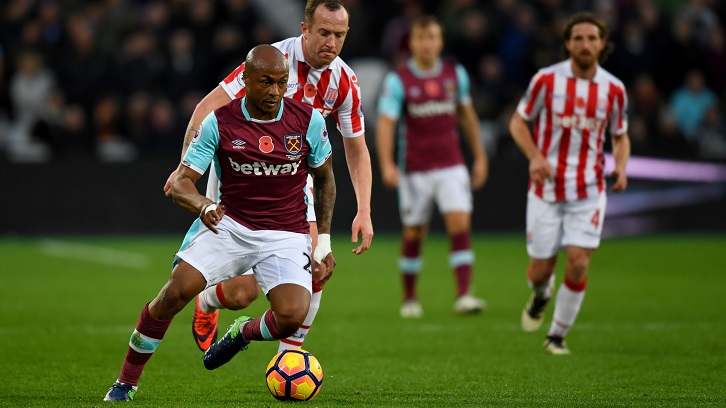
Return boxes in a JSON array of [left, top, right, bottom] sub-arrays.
[[377, 59, 472, 173], [183, 97, 331, 233], [220, 35, 365, 138], [516, 60, 628, 202]]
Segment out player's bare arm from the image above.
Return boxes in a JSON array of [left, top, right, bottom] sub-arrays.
[[375, 115, 399, 189], [341, 136, 374, 255], [509, 111, 553, 186], [610, 133, 631, 192], [164, 86, 232, 197], [171, 164, 225, 234], [310, 158, 337, 285], [457, 103, 489, 190]]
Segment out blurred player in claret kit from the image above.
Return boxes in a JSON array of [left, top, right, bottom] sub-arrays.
[[161, 0, 373, 354], [376, 16, 489, 318], [509, 12, 631, 354], [104, 45, 336, 400]]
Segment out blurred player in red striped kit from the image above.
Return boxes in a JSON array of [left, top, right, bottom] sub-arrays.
[[376, 16, 489, 318], [161, 0, 373, 354], [509, 12, 631, 354]]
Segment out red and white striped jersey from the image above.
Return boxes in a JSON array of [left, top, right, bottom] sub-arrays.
[[220, 35, 365, 138], [516, 60, 628, 202]]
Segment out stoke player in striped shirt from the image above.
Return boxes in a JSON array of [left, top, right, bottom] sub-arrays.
[[509, 12, 631, 355], [162, 0, 373, 354]]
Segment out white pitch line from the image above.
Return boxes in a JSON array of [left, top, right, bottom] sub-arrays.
[[487, 322, 720, 332], [0, 326, 135, 335], [407, 322, 719, 332], [38, 239, 150, 269]]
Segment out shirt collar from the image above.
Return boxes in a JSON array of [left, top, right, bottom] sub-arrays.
[[240, 97, 285, 122], [407, 58, 443, 78], [294, 35, 306, 65], [564, 59, 602, 82]]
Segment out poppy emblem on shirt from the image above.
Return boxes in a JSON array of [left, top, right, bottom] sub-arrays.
[[324, 87, 338, 106], [304, 83, 317, 98], [259, 135, 274, 153], [285, 134, 302, 155], [576, 97, 586, 109], [424, 80, 439, 97]]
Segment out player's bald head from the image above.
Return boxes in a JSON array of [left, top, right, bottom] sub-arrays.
[[244, 44, 288, 75], [241, 45, 289, 118]]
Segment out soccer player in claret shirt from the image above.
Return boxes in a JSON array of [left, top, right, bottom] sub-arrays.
[[162, 0, 373, 354], [509, 12, 631, 354], [104, 45, 336, 401], [376, 16, 489, 318]]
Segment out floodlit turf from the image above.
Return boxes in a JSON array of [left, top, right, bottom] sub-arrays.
[[0, 234, 724, 407]]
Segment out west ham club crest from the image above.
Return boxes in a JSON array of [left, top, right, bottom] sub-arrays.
[[285, 134, 302, 155]]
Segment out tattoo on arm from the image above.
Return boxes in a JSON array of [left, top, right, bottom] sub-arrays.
[[181, 126, 197, 158], [312, 162, 336, 234]]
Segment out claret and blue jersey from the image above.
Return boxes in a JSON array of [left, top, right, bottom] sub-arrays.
[[183, 96, 331, 234], [377, 58, 473, 173]]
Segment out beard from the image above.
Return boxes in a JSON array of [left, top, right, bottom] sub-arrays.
[[572, 52, 597, 70]]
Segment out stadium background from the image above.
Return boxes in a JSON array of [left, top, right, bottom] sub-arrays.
[[1, 0, 725, 236], [1, 2, 725, 406]]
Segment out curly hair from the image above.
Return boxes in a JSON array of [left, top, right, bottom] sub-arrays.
[[561, 12, 615, 64]]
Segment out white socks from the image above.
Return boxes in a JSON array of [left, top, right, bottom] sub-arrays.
[[198, 285, 223, 314], [548, 283, 585, 338], [277, 290, 322, 352]]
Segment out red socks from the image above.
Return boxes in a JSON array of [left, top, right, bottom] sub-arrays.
[[118, 303, 172, 386]]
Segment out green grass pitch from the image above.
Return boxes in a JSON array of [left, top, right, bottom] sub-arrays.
[[0, 234, 724, 407]]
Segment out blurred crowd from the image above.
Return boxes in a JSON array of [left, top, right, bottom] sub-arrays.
[[1, 0, 726, 163]]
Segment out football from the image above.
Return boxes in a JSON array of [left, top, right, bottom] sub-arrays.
[[265, 349, 323, 401]]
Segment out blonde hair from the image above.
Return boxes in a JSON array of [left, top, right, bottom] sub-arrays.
[[305, 0, 349, 26]]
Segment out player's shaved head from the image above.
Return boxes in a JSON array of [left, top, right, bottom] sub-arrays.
[[245, 44, 289, 75], [241, 44, 289, 119]]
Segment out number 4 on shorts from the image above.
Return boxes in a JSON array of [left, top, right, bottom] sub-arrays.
[[590, 209, 600, 228]]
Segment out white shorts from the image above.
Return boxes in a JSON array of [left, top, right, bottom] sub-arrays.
[[399, 165, 472, 226], [175, 216, 312, 295], [199, 168, 315, 281], [526, 191, 607, 258]]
